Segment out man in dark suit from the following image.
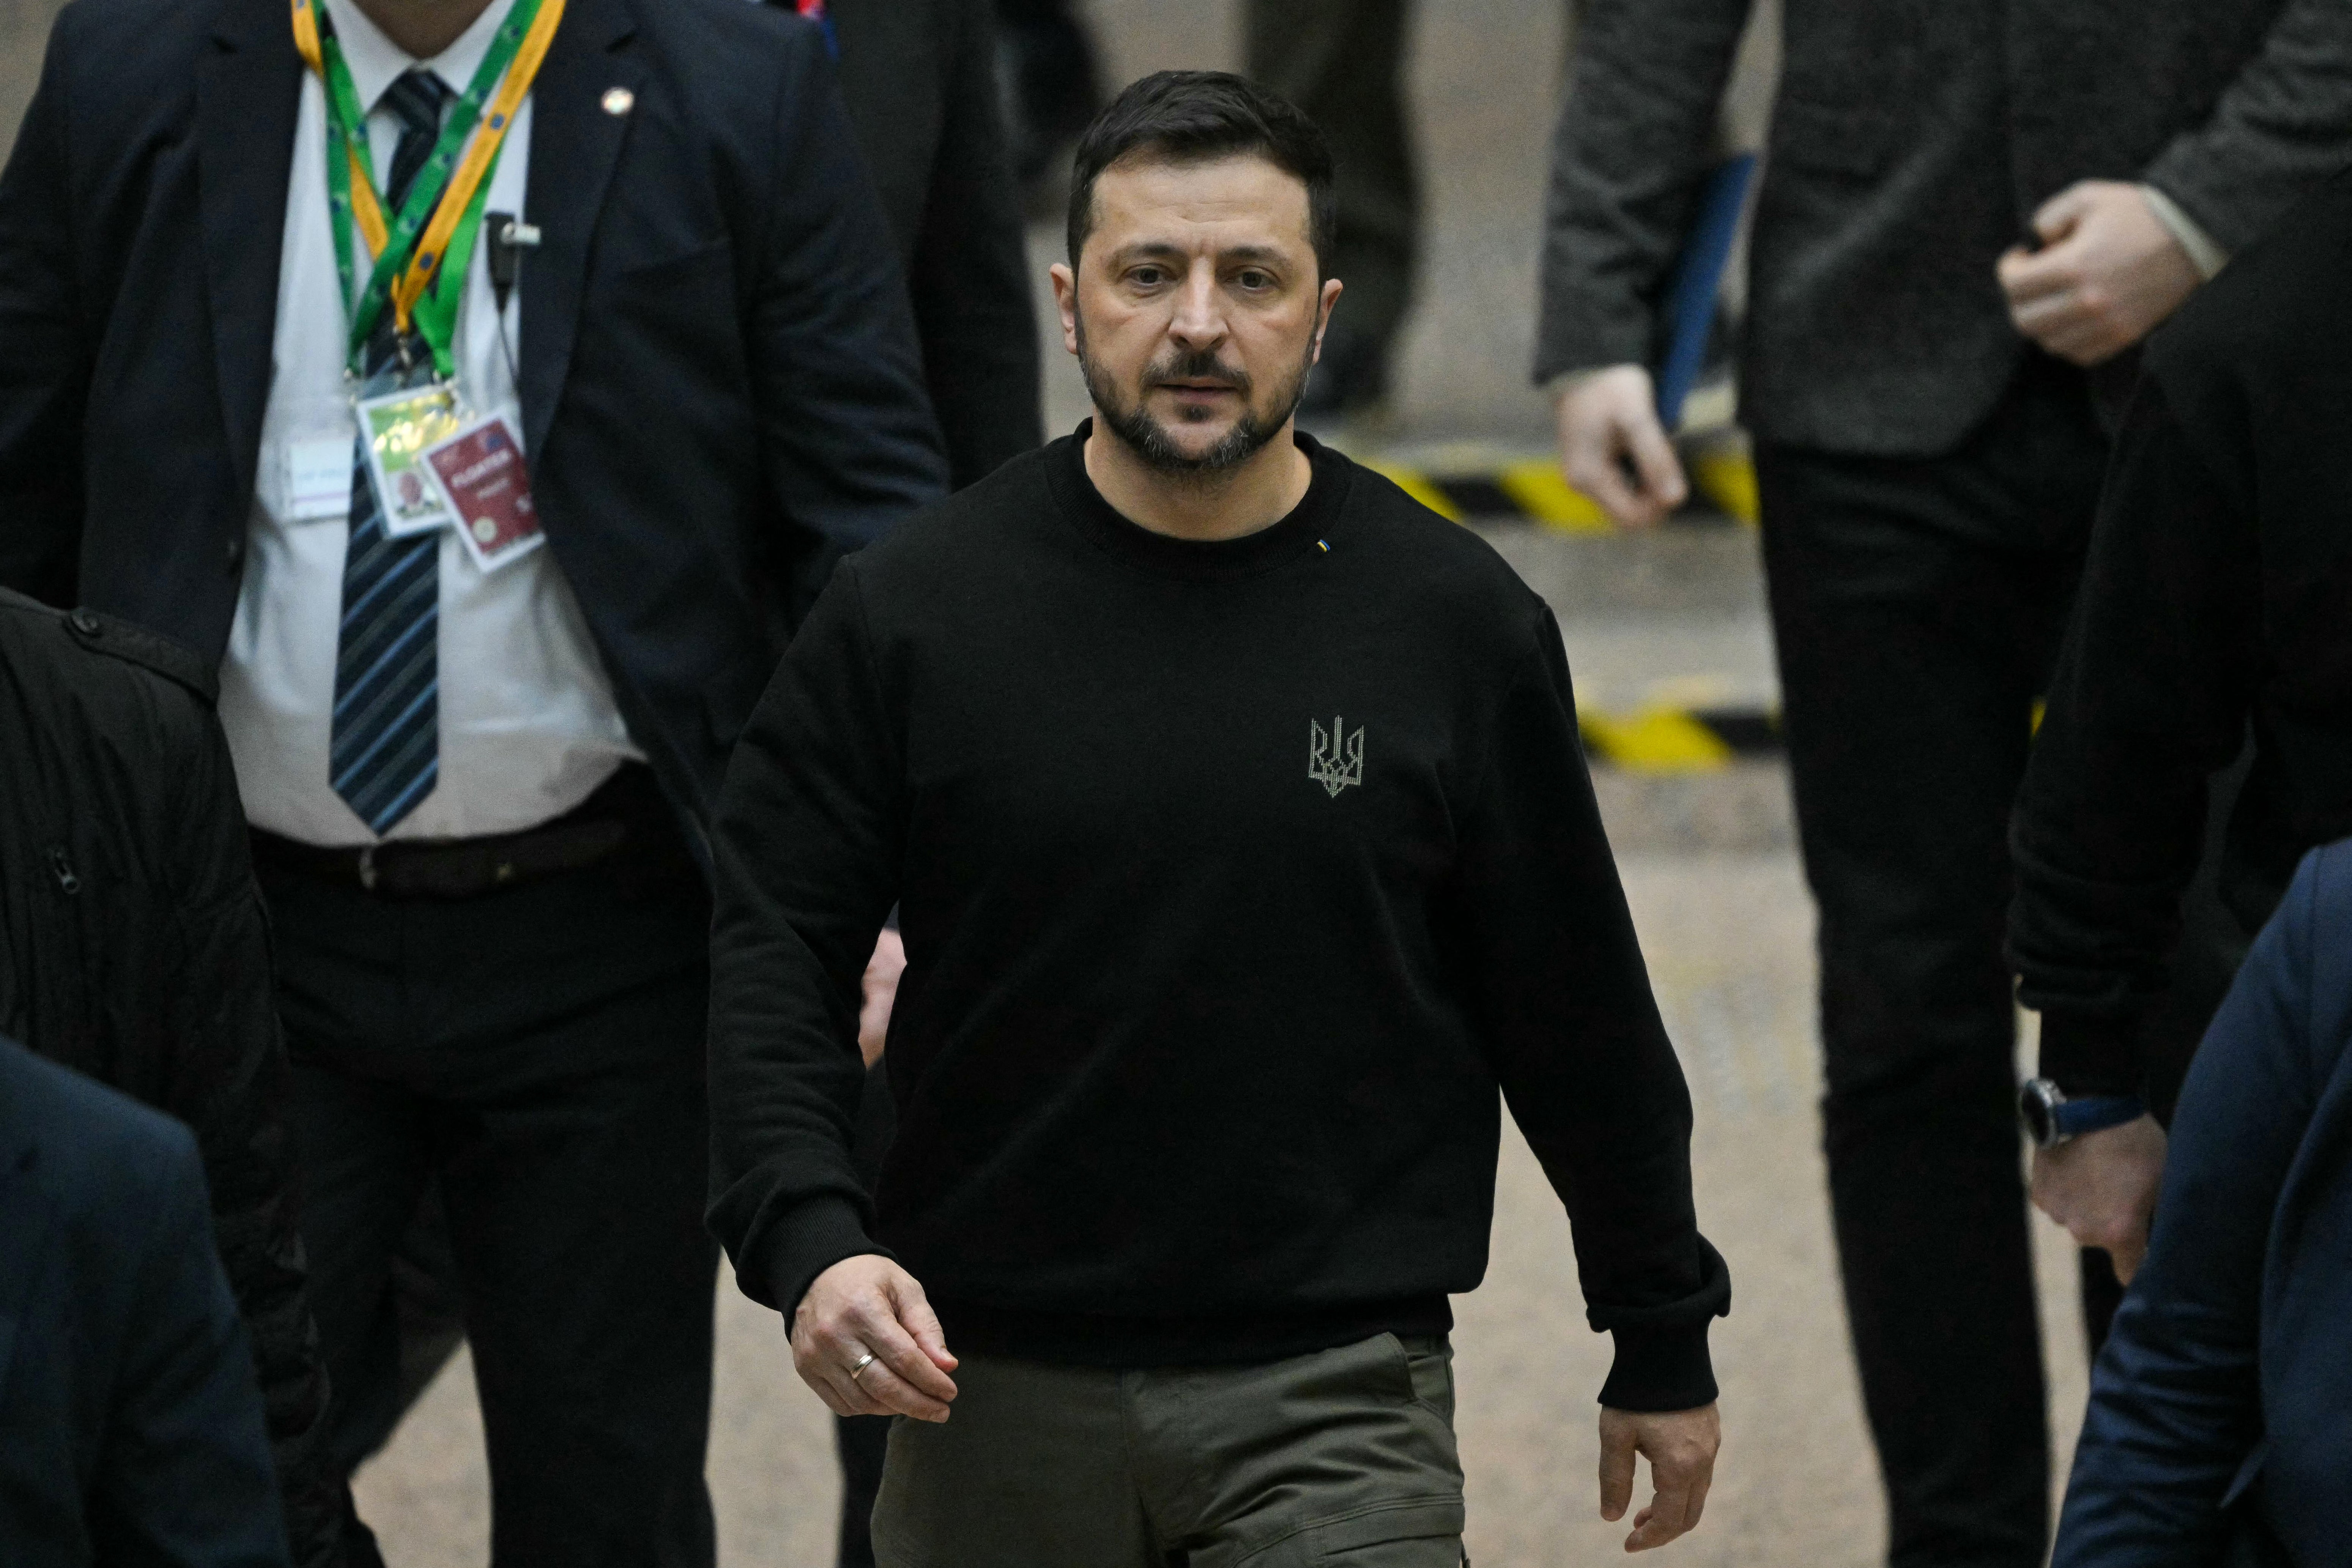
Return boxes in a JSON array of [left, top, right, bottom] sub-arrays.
[[301, 7, 1037, 1558], [1536, 4, 2352, 1566], [0, 1034, 291, 1568], [0, 0, 945, 1560], [333, 4, 1043, 1558]]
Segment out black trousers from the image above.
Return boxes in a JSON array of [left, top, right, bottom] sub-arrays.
[[1755, 355, 2106, 1568], [264, 807, 718, 1568], [1244, 0, 1419, 359]]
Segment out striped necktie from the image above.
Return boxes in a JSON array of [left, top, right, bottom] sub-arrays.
[[331, 68, 451, 836]]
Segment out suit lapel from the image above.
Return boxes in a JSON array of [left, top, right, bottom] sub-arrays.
[[194, 0, 303, 492], [518, 0, 641, 462], [0, 1137, 52, 1407]]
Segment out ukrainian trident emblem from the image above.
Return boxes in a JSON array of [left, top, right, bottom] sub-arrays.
[[1308, 715, 1365, 797]]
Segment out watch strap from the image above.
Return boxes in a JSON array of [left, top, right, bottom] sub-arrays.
[[2052, 1093, 2146, 1141]]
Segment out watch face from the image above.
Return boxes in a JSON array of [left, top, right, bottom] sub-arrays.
[[2020, 1084, 2057, 1146]]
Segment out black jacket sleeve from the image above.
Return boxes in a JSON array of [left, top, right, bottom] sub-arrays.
[[92, 1126, 294, 1568], [156, 696, 340, 1568], [909, 0, 1042, 488], [1449, 608, 1729, 1410], [0, 16, 92, 607], [707, 559, 902, 1319], [2008, 372, 2261, 1093], [751, 24, 949, 557]]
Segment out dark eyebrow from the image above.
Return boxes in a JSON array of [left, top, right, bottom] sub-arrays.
[[1105, 241, 1189, 266], [1103, 241, 1298, 269]]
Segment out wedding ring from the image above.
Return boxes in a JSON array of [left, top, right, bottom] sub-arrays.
[[848, 1350, 878, 1382]]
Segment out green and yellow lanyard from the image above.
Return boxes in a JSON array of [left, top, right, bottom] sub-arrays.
[[291, 0, 566, 379]]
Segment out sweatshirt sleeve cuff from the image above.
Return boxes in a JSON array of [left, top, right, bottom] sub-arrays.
[[1599, 1321, 1719, 1412], [747, 1194, 896, 1323], [2036, 1011, 2142, 1097]]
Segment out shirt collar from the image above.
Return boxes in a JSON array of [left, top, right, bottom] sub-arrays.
[[322, 0, 521, 114]]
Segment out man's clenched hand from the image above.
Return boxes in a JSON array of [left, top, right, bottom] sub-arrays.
[[1997, 181, 2203, 366], [2032, 1113, 2168, 1283], [1556, 365, 1687, 528], [792, 1255, 959, 1421], [1599, 1402, 1720, 1552]]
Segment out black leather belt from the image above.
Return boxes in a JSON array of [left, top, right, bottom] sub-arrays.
[[250, 764, 691, 900]]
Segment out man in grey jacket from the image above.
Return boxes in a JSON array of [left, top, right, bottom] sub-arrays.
[[1539, 5, 2352, 1566]]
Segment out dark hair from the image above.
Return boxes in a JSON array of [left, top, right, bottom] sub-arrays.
[[1065, 71, 1337, 276]]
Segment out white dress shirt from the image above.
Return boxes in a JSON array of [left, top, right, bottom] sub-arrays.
[[217, 0, 641, 846]]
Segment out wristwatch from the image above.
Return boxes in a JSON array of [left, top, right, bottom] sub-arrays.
[[2019, 1078, 2145, 1149]]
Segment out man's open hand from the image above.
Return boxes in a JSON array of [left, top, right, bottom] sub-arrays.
[[2032, 1113, 2168, 1283], [1556, 364, 1687, 528], [1997, 181, 2203, 366], [1599, 1402, 1719, 1551], [792, 1255, 959, 1422]]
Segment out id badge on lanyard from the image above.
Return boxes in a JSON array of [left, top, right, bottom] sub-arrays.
[[292, 0, 562, 558]]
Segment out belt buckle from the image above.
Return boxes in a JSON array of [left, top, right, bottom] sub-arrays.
[[358, 844, 380, 892]]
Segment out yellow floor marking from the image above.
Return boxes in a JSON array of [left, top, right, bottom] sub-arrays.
[[1691, 448, 1760, 525], [1580, 708, 1734, 773], [1497, 460, 1615, 534], [1365, 462, 1462, 522]]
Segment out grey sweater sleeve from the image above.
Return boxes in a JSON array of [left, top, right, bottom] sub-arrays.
[[2143, 0, 2352, 253], [1533, 0, 1757, 383]]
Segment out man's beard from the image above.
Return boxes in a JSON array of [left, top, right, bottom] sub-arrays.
[[1076, 313, 1317, 478]]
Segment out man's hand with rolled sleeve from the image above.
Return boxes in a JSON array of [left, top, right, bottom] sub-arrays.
[[1599, 1402, 1720, 1552], [1998, 181, 2206, 366]]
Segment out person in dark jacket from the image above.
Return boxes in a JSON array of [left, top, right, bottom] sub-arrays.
[[0, 1033, 292, 1568], [2008, 166, 2352, 1306], [2049, 838, 2352, 1568], [0, 0, 942, 1557], [323, 8, 1038, 1561], [1541, 5, 2352, 1564], [0, 589, 337, 1568]]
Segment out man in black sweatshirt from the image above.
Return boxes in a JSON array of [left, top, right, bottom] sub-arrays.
[[2007, 168, 2352, 1295], [707, 71, 1729, 1565]]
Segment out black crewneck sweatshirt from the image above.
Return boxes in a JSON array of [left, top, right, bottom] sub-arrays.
[[709, 427, 1729, 1409]]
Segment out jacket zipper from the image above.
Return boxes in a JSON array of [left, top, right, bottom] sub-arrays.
[[47, 845, 80, 895]]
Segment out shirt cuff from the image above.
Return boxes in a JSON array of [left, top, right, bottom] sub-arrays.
[[2139, 184, 2231, 281], [2035, 1010, 2142, 1097], [1599, 1321, 1719, 1412]]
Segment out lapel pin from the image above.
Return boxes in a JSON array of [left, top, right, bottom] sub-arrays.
[[601, 86, 635, 117]]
